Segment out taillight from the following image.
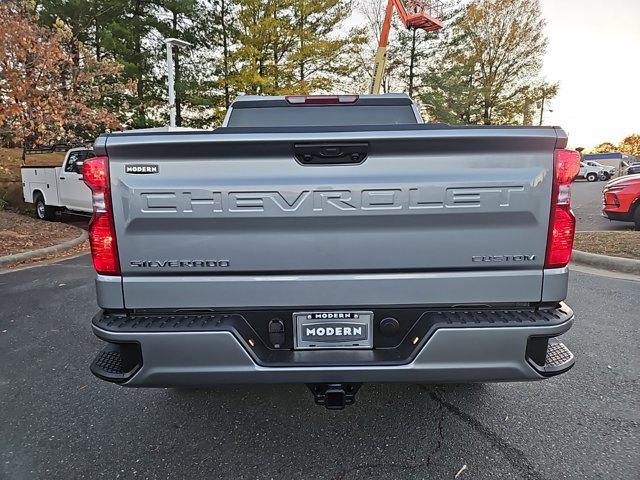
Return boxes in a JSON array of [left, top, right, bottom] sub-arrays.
[[285, 95, 359, 105], [545, 149, 580, 268], [83, 156, 120, 275]]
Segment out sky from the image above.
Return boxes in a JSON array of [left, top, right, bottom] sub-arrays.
[[540, 0, 640, 149], [348, 0, 639, 149]]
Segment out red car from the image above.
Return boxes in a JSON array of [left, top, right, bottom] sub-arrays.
[[602, 174, 640, 229]]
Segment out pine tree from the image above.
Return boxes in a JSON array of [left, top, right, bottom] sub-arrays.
[[227, 0, 293, 95], [291, 0, 362, 93], [155, 0, 200, 126], [39, 0, 99, 64], [226, 0, 361, 96], [92, 0, 164, 127]]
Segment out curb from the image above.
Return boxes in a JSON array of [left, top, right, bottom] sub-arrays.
[[0, 229, 89, 268], [572, 249, 640, 275]]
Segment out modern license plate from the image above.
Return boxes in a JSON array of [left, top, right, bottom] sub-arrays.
[[293, 311, 373, 349]]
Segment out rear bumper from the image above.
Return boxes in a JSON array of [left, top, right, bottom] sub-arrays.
[[91, 304, 575, 386]]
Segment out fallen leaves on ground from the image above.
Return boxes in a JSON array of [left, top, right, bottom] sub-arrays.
[[0, 210, 82, 257]]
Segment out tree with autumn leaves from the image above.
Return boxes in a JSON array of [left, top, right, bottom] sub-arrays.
[[419, 0, 557, 125], [590, 135, 640, 157], [0, 0, 633, 142], [618, 135, 640, 157], [589, 142, 618, 154], [0, 3, 123, 156]]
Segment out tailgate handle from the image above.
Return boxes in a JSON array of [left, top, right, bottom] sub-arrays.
[[293, 143, 368, 165]]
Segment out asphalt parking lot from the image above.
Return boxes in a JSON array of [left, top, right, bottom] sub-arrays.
[[0, 255, 638, 479], [572, 179, 634, 232]]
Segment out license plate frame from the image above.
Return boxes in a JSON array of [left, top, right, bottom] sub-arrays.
[[293, 311, 373, 350]]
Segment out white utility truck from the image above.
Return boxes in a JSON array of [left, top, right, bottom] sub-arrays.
[[584, 160, 616, 179], [21, 148, 95, 220], [577, 162, 608, 182]]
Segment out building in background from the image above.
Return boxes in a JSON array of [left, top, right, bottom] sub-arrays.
[[583, 152, 639, 176]]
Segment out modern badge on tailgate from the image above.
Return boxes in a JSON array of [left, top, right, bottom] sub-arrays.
[[294, 311, 373, 349], [125, 164, 159, 174]]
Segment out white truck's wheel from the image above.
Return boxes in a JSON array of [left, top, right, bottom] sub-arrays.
[[34, 194, 58, 221], [586, 172, 598, 182]]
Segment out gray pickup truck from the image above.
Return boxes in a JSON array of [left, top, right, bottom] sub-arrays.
[[84, 94, 580, 409]]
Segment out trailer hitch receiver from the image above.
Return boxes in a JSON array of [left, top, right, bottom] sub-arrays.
[[307, 383, 362, 410]]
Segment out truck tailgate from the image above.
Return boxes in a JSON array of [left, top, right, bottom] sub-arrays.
[[102, 126, 564, 308]]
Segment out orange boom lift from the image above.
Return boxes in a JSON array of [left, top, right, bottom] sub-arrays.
[[370, 0, 444, 94]]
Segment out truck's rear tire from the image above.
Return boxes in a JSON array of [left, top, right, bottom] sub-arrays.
[[586, 172, 598, 182], [34, 194, 58, 221], [633, 205, 640, 231]]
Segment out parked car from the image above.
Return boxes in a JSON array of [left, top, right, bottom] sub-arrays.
[[83, 94, 579, 410], [21, 148, 95, 220], [577, 161, 608, 182], [602, 174, 640, 229], [585, 160, 616, 179], [625, 164, 640, 176]]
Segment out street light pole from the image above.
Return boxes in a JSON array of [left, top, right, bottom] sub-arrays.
[[166, 42, 175, 127], [164, 38, 192, 128]]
